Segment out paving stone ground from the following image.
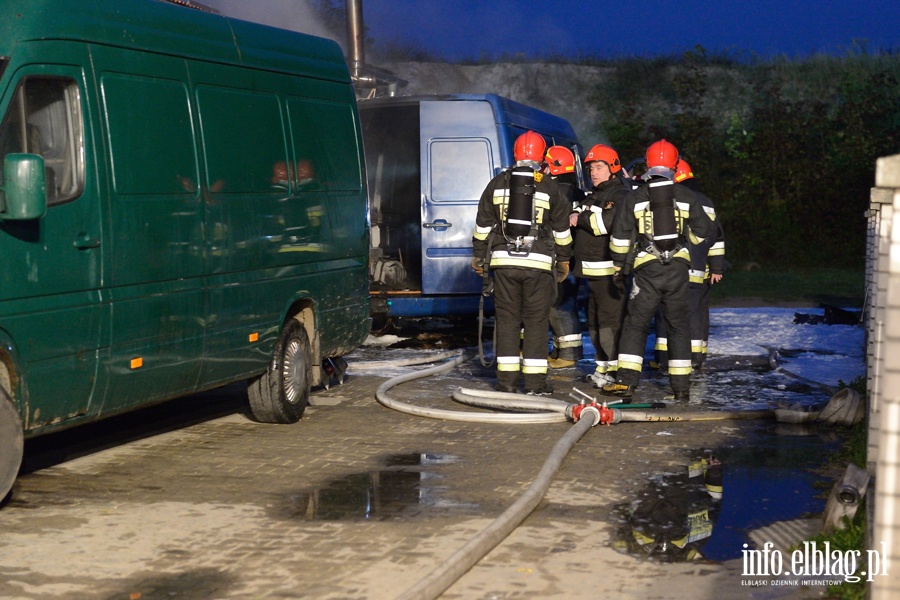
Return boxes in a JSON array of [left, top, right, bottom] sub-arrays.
[[0, 355, 830, 600]]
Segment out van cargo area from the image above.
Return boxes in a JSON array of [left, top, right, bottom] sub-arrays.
[[360, 93, 581, 320]]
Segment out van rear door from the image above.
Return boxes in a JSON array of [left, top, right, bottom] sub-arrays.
[[420, 100, 499, 296]]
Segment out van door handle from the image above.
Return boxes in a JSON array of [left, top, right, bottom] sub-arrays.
[[73, 234, 100, 250], [423, 219, 452, 230]]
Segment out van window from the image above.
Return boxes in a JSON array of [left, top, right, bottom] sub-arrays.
[[0, 76, 84, 205], [429, 139, 492, 202], [197, 87, 287, 194], [102, 74, 197, 195], [288, 98, 362, 192]]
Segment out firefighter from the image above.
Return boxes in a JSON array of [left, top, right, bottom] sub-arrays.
[[472, 131, 573, 395], [617, 456, 723, 562], [602, 139, 714, 401], [653, 159, 725, 371], [571, 144, 631, 387], [544, 145, 585, 368]]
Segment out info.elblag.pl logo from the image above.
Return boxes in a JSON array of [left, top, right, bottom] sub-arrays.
[[742, 541, 889, 586]]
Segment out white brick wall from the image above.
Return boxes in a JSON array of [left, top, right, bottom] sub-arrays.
[[870, 153, 900, 599]]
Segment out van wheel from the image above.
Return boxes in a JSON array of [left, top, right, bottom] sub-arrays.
[[0, 386, 24, 503], [248, 318, 311, 424]]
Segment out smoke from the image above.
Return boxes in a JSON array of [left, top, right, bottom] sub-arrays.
[[200, 0, 343, 49]]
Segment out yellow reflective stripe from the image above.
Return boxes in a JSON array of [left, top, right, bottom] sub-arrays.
[[655, 336, 668, 352], [689, 231, 705, 245], [610, 236, 631, 251], [618, 353, 643, 371], [581, 260, 616, 276], [632, 528, 655, 545], [554, 229, 573, 246], [473, 224, 492, 241], [668, 359, 692, 375], [587, 205, 608, 236], [534, 193, 550, 209], [557, 334, 582, 348], [635, 247, 691, 268], [634, 253, 655, 268], [703, 205, 717, 220], [522, 358, 548, 374], [686, 509, 713, 544], [490, 251, 553, 271], [594, 359, 617, 373], [691, 339, 705, 353], [689, 269, 706, 284], [497, 356, 520, 372]]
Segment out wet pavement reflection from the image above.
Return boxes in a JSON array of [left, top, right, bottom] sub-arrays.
[[612, 424, 842, 563], [274, 453, 475, 521]]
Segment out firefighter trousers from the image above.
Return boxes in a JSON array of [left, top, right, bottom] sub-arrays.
[[586, 275, 627, 376], [550, 275, 583, 361], [493, 267, 555, 391], [616, 262, 691, 394], [654, 281, 711, 370]]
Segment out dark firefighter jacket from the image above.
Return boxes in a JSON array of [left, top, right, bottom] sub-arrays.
[[682, 184, 726, 284], [572, 176, 629, 279], [472, 166, 573, 271], [609, 178, 714, 272]]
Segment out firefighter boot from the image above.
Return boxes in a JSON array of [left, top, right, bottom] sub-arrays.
[[600, 381, 634, 400], [548, 356, 576, 369]]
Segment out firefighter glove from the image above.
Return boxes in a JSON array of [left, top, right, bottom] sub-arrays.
[[555, 261, 570, 283], [472, 258, 485, 276]]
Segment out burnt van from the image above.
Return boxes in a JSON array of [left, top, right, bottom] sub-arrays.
[[0, 0, 370, 501], [359, 94, 581, 321]]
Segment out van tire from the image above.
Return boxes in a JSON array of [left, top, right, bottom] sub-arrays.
[[0, 386, 24, 503], [248, 318, 311, 424]]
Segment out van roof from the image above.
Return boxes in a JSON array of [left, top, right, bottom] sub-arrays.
[[359, 93, 578, 142], [0, 0, 350, 83]]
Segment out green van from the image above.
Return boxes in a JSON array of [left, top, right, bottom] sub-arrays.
[[0, 0, 370, 501]]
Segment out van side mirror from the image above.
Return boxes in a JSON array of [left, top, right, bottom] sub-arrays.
[[0, 153, 47, 220]]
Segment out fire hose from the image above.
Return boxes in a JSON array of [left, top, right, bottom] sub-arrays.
[[372, 352, 776, 600]]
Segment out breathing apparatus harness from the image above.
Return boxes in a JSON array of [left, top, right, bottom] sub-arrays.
[[499, 165, 545, 257], [641, 177, 683, 265]]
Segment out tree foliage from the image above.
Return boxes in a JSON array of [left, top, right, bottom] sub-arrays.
[[592, 47, 900, 268]]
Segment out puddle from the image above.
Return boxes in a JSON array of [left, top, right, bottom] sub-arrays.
[[612, 424, 841, 563], [274, 453, 474, 521]]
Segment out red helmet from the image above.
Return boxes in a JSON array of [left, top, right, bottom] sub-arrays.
[[513, 131, 546, 163], [645, 139, 679, 170], [674, 159, 694, 183], [545, 145, 575, 176], [584, 144, 621, 173]]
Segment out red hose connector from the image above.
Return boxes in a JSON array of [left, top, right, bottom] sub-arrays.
[[569, 400, 619, 426]]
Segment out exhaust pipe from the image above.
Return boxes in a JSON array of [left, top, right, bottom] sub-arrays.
[[346, 0, 365, 81], [345, 0, 407, 97]]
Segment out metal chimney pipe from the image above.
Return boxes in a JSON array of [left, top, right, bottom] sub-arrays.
[[346, 0, 365, 80]]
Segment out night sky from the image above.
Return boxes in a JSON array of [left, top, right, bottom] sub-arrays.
[[203, 0, 898, 61]]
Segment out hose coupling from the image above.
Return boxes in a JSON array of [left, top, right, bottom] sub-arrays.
[[568, 400, 619, 426]]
